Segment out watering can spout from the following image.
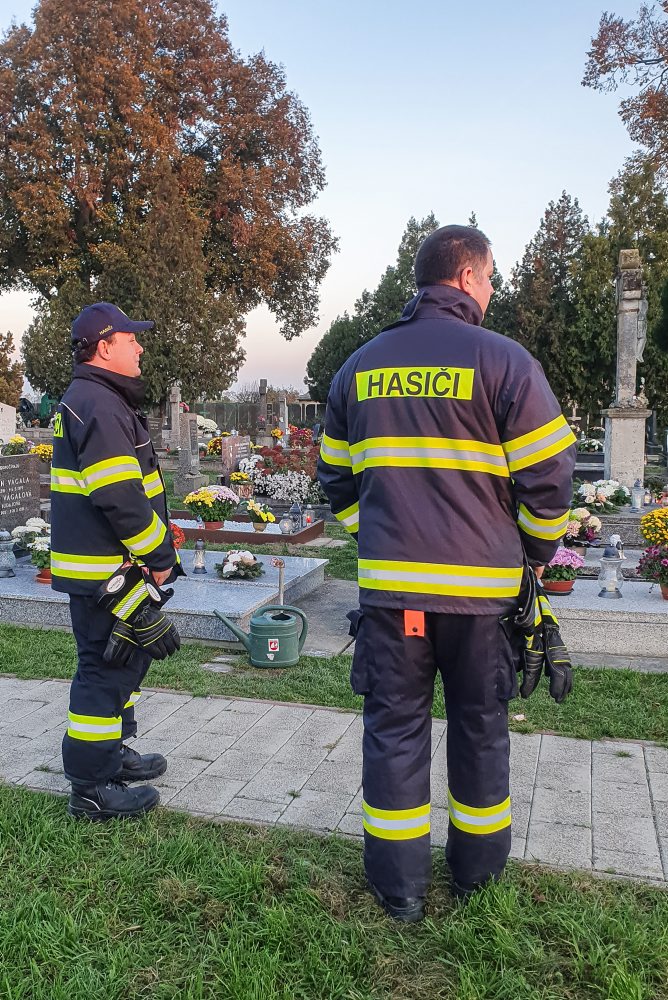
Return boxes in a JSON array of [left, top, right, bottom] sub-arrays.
[[214, 611, 251, 651]]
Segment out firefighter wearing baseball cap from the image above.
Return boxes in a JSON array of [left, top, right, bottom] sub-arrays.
[[51, 302, 182, 821], [318, 226, 576, 920]]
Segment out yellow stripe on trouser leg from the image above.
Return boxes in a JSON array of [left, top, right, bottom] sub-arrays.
[[123, 691, 142, 710], [362, 799, 431, 840], [67, 711, 122, 742], [447, 790, 511, 835]]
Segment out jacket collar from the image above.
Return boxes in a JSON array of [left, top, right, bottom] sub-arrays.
[[396, 284, 483, 328], [73, 364, 147, 411]]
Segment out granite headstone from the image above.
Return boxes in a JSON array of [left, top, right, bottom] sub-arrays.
[[0, 454, 41, 530]]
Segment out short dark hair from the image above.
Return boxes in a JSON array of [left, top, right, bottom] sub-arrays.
[[414, 225, 492, 287], [72, 333, 116, 366]]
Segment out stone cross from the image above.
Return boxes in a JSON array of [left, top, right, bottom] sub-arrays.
[[602, 250, 651, 488], [173, 412, 206, 497], [167, 384, 182, 450]]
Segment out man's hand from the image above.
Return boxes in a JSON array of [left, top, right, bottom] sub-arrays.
[[151, 567, 173, 587], [533, 565, 545, 580]]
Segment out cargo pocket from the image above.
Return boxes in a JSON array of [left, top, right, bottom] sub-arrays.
[[496, 621, 521, 701], [350, 613, 372, 696]]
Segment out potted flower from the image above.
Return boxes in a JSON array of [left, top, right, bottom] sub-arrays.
[[183, 485, 240, 528], [242, 499, 276, 532], [270, 427, 284, 441], [215, 549, 265, 579], [541, 547, 585, 595], [1, 434, 33, 456], [230, 470, 253, 499], [640, 507, 668, 547], [637, 545, 668, 599], [574, 479, 630, 513], [564, 508, 602, 555], [28, 533, 52, 583], [29, 443, 53, 469], [169, 521, 186, 549]]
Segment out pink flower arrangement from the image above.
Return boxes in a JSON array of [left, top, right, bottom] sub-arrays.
[[543, 546, 585, 581]]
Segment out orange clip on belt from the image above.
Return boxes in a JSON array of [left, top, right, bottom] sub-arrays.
[[404, 610, 425, 637]]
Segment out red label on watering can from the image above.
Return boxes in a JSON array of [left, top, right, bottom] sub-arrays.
[[268, 638, 280, 652]]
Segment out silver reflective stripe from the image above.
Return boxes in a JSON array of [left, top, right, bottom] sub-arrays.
[[362, 811, 430, 831], [353, 445, 507, 467], [506, 423, 573, 465], [321, 442, 350, 462], [359, 567, 520, 589], [449, 802, 511, 827], [68, 720, 121, 735], [85, 461, 141, 487]]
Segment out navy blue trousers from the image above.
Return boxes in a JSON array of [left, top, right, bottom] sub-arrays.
[[62, 595, 152, 786], [352, 606, 520, 897]]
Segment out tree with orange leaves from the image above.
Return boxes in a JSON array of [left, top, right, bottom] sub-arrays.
[[1, 0, 336, 400]]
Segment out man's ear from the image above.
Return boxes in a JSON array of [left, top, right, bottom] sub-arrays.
[[458, 265, 475, 294]]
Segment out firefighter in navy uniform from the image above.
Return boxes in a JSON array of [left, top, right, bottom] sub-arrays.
[[318, 226, 576, 921], [51, 302, 182, 821]]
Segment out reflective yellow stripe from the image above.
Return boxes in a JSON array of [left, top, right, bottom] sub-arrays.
[[121, 512, 167, 557], [81, 455, 143, 493], [334, 500, 359, 533], [538, 593, 559, 626], [503, 416, 575, 473], [448, 790, 511, 835], [67, 711, 122, 742], [320, 434, 352, 468], [51, 552, 124, 580], [517, 504, 569, 541], [50, 467, 87, 494], [362, 800, 430, 840], [359, 559, 523, 598], [349, 435, 509, 477], [355, 366, 474, 401], [143, 470, 164, 499], [124, 691, 142, 710], [112, 580, 149, 621]]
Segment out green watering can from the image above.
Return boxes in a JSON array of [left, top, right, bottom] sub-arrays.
[[214, 605, 308, 668]]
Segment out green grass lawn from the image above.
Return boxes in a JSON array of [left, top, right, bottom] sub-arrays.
[[2, 622, 668, 743], [1, 785, 666, 1000]]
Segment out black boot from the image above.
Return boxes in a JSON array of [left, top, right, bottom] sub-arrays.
[[68, 777, 159, 821], [119, 743, 167, 782], [367, 879, 425, 923]]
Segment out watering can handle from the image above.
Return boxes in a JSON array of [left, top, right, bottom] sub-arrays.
[[261, 605, 308, 653]]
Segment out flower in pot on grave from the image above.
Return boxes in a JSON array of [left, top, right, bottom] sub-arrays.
[[636, 545, 668, 599], [183, 485, 240, 526], [28, 533, 51, 581], [1, 434, 32, 456], [29, 443, 53, 466], [242, 499, 276, 531], [640, 507, 668, 547], [540, 547, 584, 595], [11, 517, 49, 555], [270, 427, 283, 440], [563, 508, 601, 552], [215, 549, 265, 579]]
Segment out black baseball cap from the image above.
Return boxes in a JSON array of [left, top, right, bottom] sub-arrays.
[[71, 302, 154, 347]]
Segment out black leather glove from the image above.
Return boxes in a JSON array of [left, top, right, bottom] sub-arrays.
[[103, 619, 139, 666], [519, 625, 545, 699], [544, 625, 573, 704], [132, 604, 181, 660]]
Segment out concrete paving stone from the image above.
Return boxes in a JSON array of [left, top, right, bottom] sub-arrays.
[[539, 735, 591, 764], [170, 732, 236, 761], [22, 733, 63, 756], [534, 761, 591, 794], [645, 746, 668, 773], [259, 705, 314, 730], [239, 765, 313, 803], [509, 732, 542, 757], [134, 694, 193, 736], [0, 679, 48, 699], [135, 722, 195, 748], [660, 838, 668, 875], [511, 797, 534, 838], [325, 741, 362, 764], [432, 720, 447, 739], [593, 813, 659, 855], [431, 732, 443, 758], [201, 663, 234, 674], [430, 805, 449, 848], [0, 751, 52, 783], [508, 836, 526, 860], [233, 727, 296, 756], [152, 785, 184, 805], [592, 740, 645, 758], [167, 776, 246, 814], [431, 781, 449, 809], [592, 779, 652, 815], [271, 741, 329, 770], [653, 802, 668, 838], [152, 757, 211, 787], [592, 754, 649, 785], [530, 787, 591, 828], [0, 733, 32, 754], [200, 712, 259, 738], [291, 710, 357, 746], [347, 788, 363, 813], [130, 736, 186, 758], [526, 822, 592, 870], [165, 697, 234, 725], [0, 699, 48, 727], [648, 772, 668, 802], [202, 748, 273, 780], [32, 680, 70, 699], [19, 769, 70, 793], [225, 699, 272, 716], [304, 761, 362, 795], [593, 848, 664, 881], [221, 796, 285, 824], [336, 812, 363, 837], [278, 788, 353, 832], [9, 705, 69, 738]]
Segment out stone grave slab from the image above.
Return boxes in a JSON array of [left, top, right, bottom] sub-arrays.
[[0, 551, 327, 643]]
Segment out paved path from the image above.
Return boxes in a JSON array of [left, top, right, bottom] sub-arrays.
[[2, 676, 668, 885]]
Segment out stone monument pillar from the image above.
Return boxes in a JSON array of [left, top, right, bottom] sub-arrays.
[[173, 412, 206, 498], [256, 378, 273, 447], [602, 250, 651, 489], [167, 384, 182, 451]]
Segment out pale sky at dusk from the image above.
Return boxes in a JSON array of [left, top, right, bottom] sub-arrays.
[[1, 1, 640, 394]]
